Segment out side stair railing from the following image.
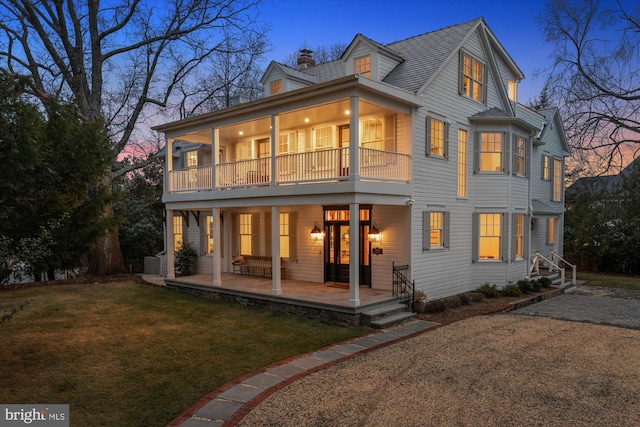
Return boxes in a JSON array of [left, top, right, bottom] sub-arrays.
[[392, 262, 415, 311], [550, 251, 577, 286], [530, 251, 575, 287]]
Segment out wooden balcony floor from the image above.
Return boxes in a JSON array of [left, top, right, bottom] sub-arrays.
[[165, 273, 395, 309]]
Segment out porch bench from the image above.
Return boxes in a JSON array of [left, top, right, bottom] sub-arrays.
[[232, 255, 285, 279]]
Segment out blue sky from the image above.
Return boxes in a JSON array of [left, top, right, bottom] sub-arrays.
[[258, 0, 553, 104]]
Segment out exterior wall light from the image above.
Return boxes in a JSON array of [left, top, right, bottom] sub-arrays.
[[310, 222, 324, 241], [368, 222, 381, 242]]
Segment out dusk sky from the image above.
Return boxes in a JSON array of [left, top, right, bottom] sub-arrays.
[[257, 0, 568, 104]]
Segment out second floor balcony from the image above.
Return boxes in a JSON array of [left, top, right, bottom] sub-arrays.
[[169, 146, 411, 193]]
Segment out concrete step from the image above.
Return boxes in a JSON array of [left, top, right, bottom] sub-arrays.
[[363, 303, 408, 319], [369, 311, 416, 329]]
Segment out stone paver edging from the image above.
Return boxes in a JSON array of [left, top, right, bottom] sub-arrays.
[[166, 320, 441, 427]]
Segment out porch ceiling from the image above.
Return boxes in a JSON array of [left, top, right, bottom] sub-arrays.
[[170, 98, 395, 145]]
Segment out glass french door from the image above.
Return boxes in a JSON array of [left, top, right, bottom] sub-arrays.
[[323, 206, 371, 286]]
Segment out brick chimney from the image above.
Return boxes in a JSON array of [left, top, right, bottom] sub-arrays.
[[297, 49, 315, 70]]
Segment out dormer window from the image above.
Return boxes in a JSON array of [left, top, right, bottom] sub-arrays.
[[354, 55, 371, 78], [270, 79, 282, 95]]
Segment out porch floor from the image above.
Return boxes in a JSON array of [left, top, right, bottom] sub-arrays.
[[166, 273, 396, 309]]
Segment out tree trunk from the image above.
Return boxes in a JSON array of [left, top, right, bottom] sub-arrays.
[[89, 184, 126, 275]]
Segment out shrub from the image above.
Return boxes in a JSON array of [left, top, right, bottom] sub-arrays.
[[477, 283, 500, 298], [175, 241, 198, 277], [517, 279, 533, 293], [469, 292, 485, 302], [424, 299, 446, 313], [530, 279, 542, 292], [444, 296, 463, 309], [501, 284, 523, 297], [538, 277, 553, 288], [459, 293, 471, 305]]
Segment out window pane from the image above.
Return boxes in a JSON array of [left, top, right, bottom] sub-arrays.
[[515, 214, 523, 259], [481, 132, 502, 171], [355, 55, 371, 77], [279, 213, 290, 258], [553, 159, 563, 201], [430, 119, 445, 156], [458, 129, 467, 197], [479, 213, 500, 259], [430, 212, 443, 247], [239, 214, 252, 255]]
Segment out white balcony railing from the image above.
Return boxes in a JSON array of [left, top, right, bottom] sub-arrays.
[[170, 148, 411, 192], [170, 165, 212, 192], [217, 158, 271, 188]]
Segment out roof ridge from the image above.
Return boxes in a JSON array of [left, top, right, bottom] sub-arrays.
[[385, 17, 483, 47]]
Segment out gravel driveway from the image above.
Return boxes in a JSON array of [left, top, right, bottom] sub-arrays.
[[238, 314, 640, 426]]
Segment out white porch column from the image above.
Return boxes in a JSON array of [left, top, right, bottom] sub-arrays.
[[271, 205, 282, 295], [165, 138, 173, 193], [212, 127, 219, 189], [166, 209, 175, 279], [270, 115, 279, 187], [212, 208, 222, 287], [349, 202, 360, 307], [349, 96, 360, 183]]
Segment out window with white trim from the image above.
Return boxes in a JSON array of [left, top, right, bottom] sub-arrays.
[[552, 158, 563, 201], [173, 216, 183, 251], [461, 52, 485, 102], [547, 217, 556, 244], [542, 155, 550, 180], [508, 80, 517, 102], [480, 132, 502, 172], [515, 136, 526, 176], [479, 213, 501, 260], [270, 80, 282, 95], [422, 211, 449, 250], [315, 126, 332, 149], [427, 118, 446, 157], [279, 213, 290, 259], [239, 213, 252, 255], [354, 55, 371, 77], [458, 129, 468, 197], [204, 215, 214, 254], [361, 118, 383, 149], [515, 214, 524, 259]]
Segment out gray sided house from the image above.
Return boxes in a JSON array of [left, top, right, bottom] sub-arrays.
[[153, 18, 570, 326]]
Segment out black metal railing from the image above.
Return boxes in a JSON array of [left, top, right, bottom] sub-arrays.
[[392, 262, 415, 311]]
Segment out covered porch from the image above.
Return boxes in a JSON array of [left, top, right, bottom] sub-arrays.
[[164, 273, 405, 326]]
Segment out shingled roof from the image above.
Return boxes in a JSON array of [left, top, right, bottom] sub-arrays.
[[278, 18, 483, 94]]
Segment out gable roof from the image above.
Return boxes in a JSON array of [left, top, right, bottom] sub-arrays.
[[382, 18, 480, 93], [263, 18, 517, 97]]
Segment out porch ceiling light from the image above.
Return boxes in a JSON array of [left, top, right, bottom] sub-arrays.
[[368, 222, 381, 242], [310, 222, 324, 241]]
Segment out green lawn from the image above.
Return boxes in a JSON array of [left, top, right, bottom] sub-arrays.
[[0, 280, 366, 426], [578, 272, 640, 290]]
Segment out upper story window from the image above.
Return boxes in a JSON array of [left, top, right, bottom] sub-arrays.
[[508, 80, 517, 102], [354, 55, 371, 78], [458, 129, 468, 197], [552, 158, 563, 201], [315, 126, 333, 149], [426, 116, 449, 158], [270, 79, 282, 95], [515, 136, 526, 176], [361, 118, 383, 149], [187, 151, 198, 168], [542, 155, 551, 180], [461, 52, 485, 103], [480, 132, 502, 172]]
